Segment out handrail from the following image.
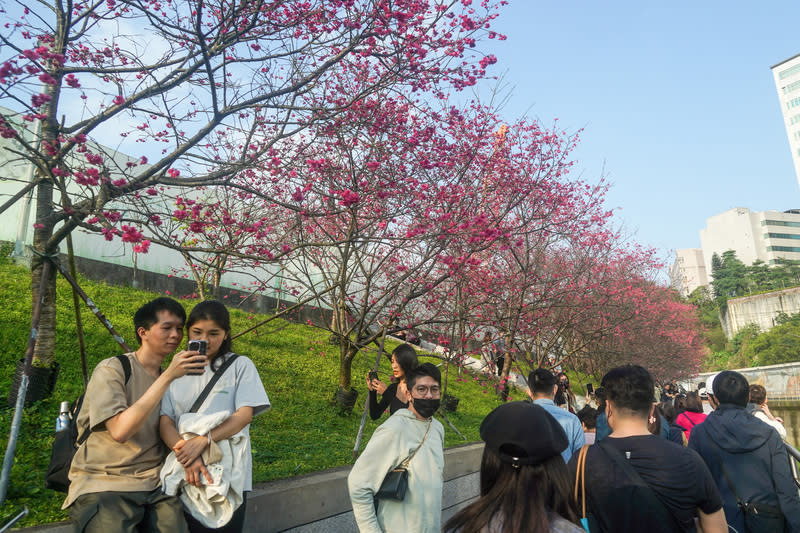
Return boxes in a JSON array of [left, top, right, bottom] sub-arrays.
[[786, 442, 800, 490]]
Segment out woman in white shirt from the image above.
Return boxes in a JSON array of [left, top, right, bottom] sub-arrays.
[[160, 300, 270, 533], [749, 384, 787, 440]]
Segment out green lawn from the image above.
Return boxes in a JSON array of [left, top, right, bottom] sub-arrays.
[[0, 260, 506, 526]]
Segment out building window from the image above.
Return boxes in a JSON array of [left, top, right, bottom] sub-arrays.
[[763, 219, 800, 228], [780, 64, 800, 80], [785, 80, 800, 94], [767, 232, 800, 240], [767, 245, 800, 253]]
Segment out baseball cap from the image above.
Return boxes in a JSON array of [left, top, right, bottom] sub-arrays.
[[706, 373, 719, 396], [480, 402, 568, 466]]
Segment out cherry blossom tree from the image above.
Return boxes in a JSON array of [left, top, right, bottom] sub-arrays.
[[0, 0, 504, 366]]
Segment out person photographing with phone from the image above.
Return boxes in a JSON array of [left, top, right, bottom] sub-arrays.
[[366, 344, 419, 420], [63, 297, 206, 533], [159, 301, 270, 532]]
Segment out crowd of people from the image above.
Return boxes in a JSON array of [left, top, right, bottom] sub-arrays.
[[60, 300, 800, 532], [352, 358, 800, 532]]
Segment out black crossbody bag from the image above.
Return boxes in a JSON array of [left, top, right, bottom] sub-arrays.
[[375, 418, 432, 503], [707, 438, 785, 533]]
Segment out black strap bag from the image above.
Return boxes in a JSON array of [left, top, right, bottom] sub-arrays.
[[45, 354, 131, 492], [595, 439, 688, 532], [375, 418, 432, 502], [708, 438, 785, 533]]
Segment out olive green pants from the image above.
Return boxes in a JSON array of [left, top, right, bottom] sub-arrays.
[[69, 489, 188, 533]]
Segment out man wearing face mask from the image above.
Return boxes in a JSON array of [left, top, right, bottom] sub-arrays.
[[348, 363, 445, 533]]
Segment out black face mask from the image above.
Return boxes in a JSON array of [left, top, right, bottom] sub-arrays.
[[411, 397, 440, 419]]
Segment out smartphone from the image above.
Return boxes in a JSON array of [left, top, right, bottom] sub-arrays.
[[188, 339, 207, 355], [586, 383, 594, 395], [368, 370, 379, 381]]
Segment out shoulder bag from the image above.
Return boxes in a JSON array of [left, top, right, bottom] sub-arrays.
[[596, 439, 687, 532], [45, 354, 132, 492], [188, 353, 238, 414], [375, 418, 432, 502], [573, 444, 592, 532], [707, 437, 785, 533]]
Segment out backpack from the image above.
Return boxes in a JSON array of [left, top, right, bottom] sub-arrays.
[[45, 354, 131, 492]]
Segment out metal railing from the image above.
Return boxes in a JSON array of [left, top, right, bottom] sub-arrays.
[[786, 442, 800, 490]]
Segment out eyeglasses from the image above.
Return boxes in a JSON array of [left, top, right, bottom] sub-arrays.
[[412, 385, 441, 397]]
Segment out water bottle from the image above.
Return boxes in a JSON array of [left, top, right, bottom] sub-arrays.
[[55, 401, 71, 432]]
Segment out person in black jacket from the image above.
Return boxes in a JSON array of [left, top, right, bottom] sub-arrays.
[[365, 344, 419, 420], [689, 370, 800, 533]]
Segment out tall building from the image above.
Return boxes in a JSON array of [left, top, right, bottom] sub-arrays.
[[670, 248, 708, 297], [699, 207, 800, 277], [771, 53, 800, 188]]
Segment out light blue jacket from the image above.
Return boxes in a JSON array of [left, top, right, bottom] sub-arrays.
[[534, 398, 586, 462]]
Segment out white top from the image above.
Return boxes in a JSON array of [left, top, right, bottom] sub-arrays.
[[348, 409, 445, 533], [753, 409, 787, 440], [161, 352, 270, 490], [161, 411, 249, 527]]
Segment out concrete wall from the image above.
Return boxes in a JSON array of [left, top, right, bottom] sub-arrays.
[[18, 443, 483, 533], [720, 286, 800, 338], [687, 361, 800, 447]]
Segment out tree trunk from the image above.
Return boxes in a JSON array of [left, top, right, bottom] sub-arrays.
[[30, 180, 57, 367], [335, 342, 359, 413]]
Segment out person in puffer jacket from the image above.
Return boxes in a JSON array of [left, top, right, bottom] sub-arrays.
[[689, 370, 800, 533]]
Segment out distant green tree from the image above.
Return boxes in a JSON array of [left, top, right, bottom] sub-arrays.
[[747, 260, 771, 292], [711, 250, 747, 305], [745, 316, 800, 366]]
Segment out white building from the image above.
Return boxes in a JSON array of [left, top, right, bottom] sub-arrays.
[[670, 248, 708, 297], [699, 207, 800, 277], [771, 53, 800, 189]]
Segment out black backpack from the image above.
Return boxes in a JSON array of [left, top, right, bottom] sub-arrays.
[[45, 355, 131, 492]]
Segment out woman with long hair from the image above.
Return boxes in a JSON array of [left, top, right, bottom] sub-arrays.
[[366, 343, 419, 420], [159, 301, 270, 533], [554, 373, 578, 414], [443, 402, 584, 533]]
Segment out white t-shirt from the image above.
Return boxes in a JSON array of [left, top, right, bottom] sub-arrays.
[[161, 352, 270, 490]]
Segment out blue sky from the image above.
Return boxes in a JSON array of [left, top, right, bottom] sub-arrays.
[[481, 2, 800, 264]]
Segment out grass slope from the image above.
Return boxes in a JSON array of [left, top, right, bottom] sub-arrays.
[[0, 260, 505, 527]]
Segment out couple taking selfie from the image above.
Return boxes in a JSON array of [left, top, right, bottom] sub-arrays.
[[63, 298, 269, 533]]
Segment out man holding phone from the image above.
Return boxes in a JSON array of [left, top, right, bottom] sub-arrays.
[[63, 297, 208, 533]]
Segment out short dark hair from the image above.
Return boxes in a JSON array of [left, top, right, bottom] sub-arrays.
[[392, 344, 419, 379], [529, 368, 557, 395], [406, 362, 441, 390], [577, 405, 598, 429], [673, 394, 688, 413], [684, 391, 703, 414], [133, 297, 186, 344], [714, 371, 749, 407], [601, 365, 654, 419], [749, 384, 767, 406]]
